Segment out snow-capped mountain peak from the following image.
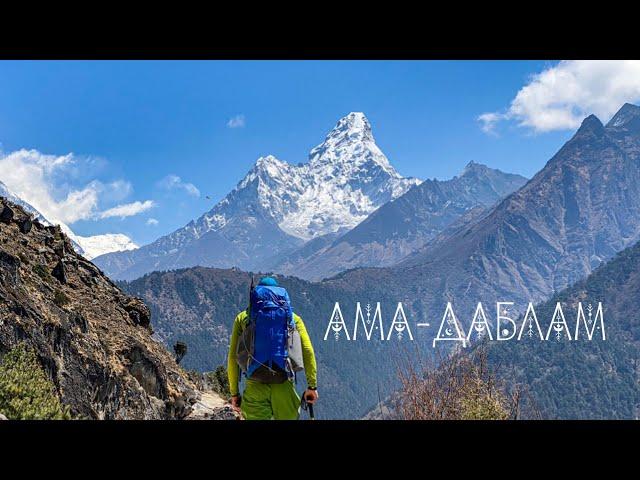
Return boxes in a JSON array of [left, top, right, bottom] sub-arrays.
[[606, 102, 640, 129], [322, 112, 374, 145], [73, 233, 138, 260], [239, 155, 292, 189], [0, 179, 137, 260], [0, 180, 49, 225], [94, 112, 421, 279], [202, 112, 420, 240], [308, 112, 395, 174]]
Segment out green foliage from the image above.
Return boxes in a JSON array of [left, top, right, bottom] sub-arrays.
[[460, 380, 509, 420], [485, 240, 640, 419], [32, 264, 50, 282], [54, 290, 70, 308], [205, 365, 231, 398], [0, 344, 71, 420]]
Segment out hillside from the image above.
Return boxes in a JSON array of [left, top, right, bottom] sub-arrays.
[[486, 239, 640, 419], [0, 197, 198, 419]]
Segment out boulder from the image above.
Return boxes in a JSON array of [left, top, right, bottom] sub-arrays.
[[123, 298, 152, 329], [0, 204, 14, 224], [18, 217, 33, 234], [53, 242, 66, 258], [52, 260, 67, 284]]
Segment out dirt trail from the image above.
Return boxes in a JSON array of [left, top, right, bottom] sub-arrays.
[[187, 390, 240, 420]]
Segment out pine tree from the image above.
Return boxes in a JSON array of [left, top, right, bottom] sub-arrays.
[[0, 344, 71, 420]]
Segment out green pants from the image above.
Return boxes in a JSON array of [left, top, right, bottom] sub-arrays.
[[241, 379, 301, 420]]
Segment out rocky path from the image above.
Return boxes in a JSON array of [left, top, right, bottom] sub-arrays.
[[187, 390, 240, 420]]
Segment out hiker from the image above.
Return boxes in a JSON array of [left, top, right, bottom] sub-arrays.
[[227, 276, 318, 420]]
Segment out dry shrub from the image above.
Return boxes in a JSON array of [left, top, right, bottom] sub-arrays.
[[395, 346, 519, 420]]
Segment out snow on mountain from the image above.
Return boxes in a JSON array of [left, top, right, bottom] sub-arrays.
[[199, 112, 420, 241], [73, 233, 138, 260], [0, 180, 50, 225], [94, 112, 420, 280], [0, 179, 137, 260], [269, 161, 528, 280]]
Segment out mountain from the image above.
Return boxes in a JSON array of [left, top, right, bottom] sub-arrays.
[[0, 180, 50, 225], [94, 113, 420, 280], [326, 103, 640, 321], [72, 233, 138, 260], [270, 162, 527, 280], [0, 197, 197, 419], [118, 104, 640, 420], [0, 180, 138, 260], [487, 238, 640, 419]]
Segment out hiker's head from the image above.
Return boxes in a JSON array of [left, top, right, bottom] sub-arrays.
[[258, 276, 278, 287]]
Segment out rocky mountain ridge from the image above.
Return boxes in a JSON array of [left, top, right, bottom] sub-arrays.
[[270, 161, 527, 280], [0, 197, 201, 419], [0, 179, 138, 260]]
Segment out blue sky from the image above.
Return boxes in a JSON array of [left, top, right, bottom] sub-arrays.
[[1, 60, 638, 246]]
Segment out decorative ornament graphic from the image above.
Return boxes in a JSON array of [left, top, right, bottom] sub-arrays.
[[474, 322, 485, 338], [394, 322, 406, 340], [332, 315, 342, 341], [554, 322, 563, 341]]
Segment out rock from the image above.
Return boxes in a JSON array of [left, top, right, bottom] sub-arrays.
[[0, 204, 14, 224], [0, 413, 7, 420], [173, 341, 187, 364], [0, 250, 20, 285], [69, 311, 89, 333], [53, 242, 65, 258], [186, 391, 239, 420], [18, 217, 33, 234], [123, 298, 151, 329], [51, 260, 67, 284]]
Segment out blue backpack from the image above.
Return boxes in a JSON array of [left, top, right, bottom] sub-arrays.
[[236, 283, 304, 383]]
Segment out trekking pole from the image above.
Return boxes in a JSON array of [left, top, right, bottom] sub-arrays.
[[301, 397, 315, 420]]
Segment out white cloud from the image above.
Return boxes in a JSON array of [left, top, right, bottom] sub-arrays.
[[99, 200, 155, 219], [479, 60, 640, 134], [0, 149, 99, 224], [227, 114, 246, 128], [102, 179, 133, 203], [146, 217, 159, 226], [0, 148, 153, 224], [157, 174, 200, 197]]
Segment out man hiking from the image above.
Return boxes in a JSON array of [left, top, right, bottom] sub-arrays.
[[227, 276, 318, 420]]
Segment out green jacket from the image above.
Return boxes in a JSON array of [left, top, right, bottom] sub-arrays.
[[227, 309, 318, 396]]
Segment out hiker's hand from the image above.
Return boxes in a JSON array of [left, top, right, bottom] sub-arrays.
[[304, 389, 318, 405], [230, 395, 241, 411]]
